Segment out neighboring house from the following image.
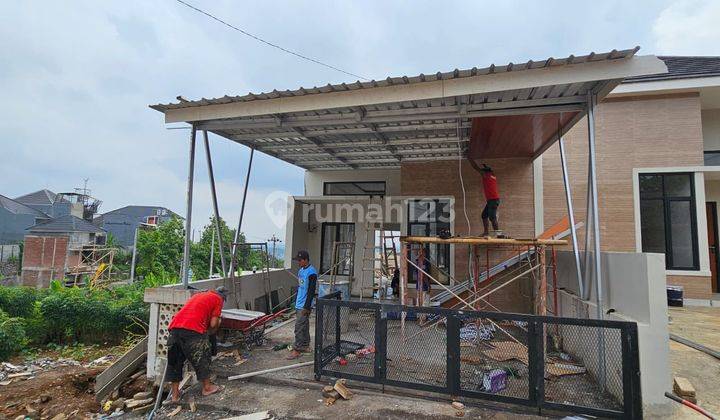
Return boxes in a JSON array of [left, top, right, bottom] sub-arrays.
[[95, 205, 180, 248], [0, 194, 50, 244], [21, 214, 107, 287], [14, 189, 73, 218], [540, 56, 720, 302]]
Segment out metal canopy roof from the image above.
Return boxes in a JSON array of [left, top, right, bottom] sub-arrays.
[[151, 47, 667, 170]]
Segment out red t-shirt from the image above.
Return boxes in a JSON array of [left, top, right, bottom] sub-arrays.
[[169, 291, 223, 334], [482, 172, 500, 200]]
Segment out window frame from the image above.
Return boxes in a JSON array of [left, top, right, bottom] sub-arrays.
[[323, 181, 387, 196], [319, 222, 355, 275], [639, 172, 699, 270], [406, 199, 451, 284]]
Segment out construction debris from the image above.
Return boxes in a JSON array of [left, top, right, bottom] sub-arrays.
[[333, 379, 353, 400], [673, 377, 697, 404], [451, 401, 465, 410], [167, 406, 183, 417], [227, 361, 313, 381], [221, 411, 273, 420]]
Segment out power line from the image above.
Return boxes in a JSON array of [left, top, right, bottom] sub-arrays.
[[174, 0, 369, 81]]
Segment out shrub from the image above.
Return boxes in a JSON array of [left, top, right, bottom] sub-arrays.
[[0, 286, 45, 318], [0, 309, 27, 360], [23, 302, 49, 345]]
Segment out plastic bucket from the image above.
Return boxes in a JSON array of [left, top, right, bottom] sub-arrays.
[[667, 285, 684, 307], [318, 280, 351, 301]]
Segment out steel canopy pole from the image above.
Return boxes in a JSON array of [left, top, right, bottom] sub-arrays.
[[181, 126, 197, 288], [587, 94, 604, 319], [559, 136, 585, 298], [228, 147, 255, 277], [203, 130, 227, 276], [587, 93, 607, 389]]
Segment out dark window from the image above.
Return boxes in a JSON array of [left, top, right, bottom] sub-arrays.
[[320, 223, 355, 274], [704, 151, 720, 166], [324, 181, 386, 196], [639, 173, 698, 270], [407, 199, 451, 284]]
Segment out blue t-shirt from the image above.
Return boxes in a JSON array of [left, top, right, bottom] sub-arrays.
[[295, 264, 318, 309]]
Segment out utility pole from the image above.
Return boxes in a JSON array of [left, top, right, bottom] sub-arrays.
[[209, 232, 215, 278], [267, 234, 282, 268], [130, 226, 139, 282]]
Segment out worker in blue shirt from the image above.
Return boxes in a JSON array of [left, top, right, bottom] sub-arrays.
[[287, 250, 317, 360]]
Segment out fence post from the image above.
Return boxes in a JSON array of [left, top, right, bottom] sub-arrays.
[[335, 295, 342, 358], [374, 307, 387, 383], [622, 323, 642, 419], [528, 320, 545, 412], [446, 314, 461, 396], [314, 298, 324, 380]]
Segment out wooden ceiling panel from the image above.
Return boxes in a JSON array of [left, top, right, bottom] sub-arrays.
[[468, 111, 579, 159]]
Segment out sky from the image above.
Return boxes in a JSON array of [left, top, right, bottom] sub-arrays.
[[2, 0, 719, 244]]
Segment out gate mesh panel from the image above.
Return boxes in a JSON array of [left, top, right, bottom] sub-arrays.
[[543, 322, 623, 411], [459, 316, 530, 398], [386, 310, 447, 388], [321, 307, 376, 378]]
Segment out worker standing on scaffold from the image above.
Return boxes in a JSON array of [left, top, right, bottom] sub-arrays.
[[480, 164, 501, 237]]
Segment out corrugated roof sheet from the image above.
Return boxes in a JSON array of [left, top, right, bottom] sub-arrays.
[[0, 194, 49, 217], [28, 214, 105, 234], [624, 56, 720, 83], [150, 47, 640, 112]]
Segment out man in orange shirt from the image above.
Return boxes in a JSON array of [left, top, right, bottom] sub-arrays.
[[165, 286, 227, 403]]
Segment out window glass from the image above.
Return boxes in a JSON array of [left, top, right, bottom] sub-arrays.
[[640, 200, 665, 254], [669, 201, 694, 267], [664, 174, 692, 197], [324, 182, 385, 196], [704, 151, 720, 166], [639, 175, 662, 199], [407, 199, 451, 283], [320, 223, 355, 275], [638, 173, 697, 270]]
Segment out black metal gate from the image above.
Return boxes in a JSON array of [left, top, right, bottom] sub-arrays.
[[314, 292, 642, 419]]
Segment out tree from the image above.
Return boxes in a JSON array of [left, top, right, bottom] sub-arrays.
[[135, 216, 184, 280], [190, 216, 239, 279]]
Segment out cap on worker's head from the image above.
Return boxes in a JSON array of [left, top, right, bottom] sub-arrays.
[[215, 286, 229, 301], [292, 250, 310, 261]]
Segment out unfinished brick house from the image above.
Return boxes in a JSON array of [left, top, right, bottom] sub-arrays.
[[21, 214, 109, 287]]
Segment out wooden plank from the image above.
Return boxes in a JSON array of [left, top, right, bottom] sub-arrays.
[[400, 235, 566, 246], [94, 336, 148, 401]]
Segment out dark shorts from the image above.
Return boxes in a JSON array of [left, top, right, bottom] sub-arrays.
[[165, 328, 212, 382], [482, 199, 500, 220]]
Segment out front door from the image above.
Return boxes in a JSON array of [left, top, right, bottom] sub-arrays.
[[706, 202, 719, 293]]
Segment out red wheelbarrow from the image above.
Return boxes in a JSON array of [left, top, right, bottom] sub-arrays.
[[220, 308, 289, 347]]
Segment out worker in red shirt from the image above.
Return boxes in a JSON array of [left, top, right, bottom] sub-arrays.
[[165, 286, 228, 403], [480, 164, 501, 237]]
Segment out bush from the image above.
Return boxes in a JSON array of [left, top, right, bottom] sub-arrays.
[[0, 309, 27, 360], [0, 286, 45, 318]]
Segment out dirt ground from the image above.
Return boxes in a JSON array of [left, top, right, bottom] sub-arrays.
[[0, 366, 103, 419], [666, 306, 720, 419], [146, 315, 556, 420]]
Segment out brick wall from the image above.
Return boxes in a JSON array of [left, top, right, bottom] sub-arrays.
[[542, 93, 711, 298], [21, 235, 69, 287], [400, 159, 536, 312]]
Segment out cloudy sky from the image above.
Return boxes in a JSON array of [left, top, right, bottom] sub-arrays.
[[2, 0, 719, 243]]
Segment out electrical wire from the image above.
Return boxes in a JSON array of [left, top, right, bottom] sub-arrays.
[[457, 119, 471, 236], [174, 0, 369, 81]]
